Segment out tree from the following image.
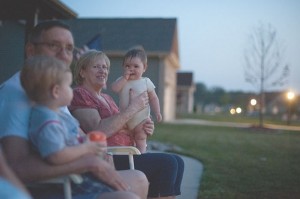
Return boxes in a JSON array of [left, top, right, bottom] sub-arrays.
[[244, 22, 289, 127], [194, 82, 209, 112], [210, 86, 230, 106]]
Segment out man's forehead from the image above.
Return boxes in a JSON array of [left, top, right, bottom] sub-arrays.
[[41, 27, 74, 42]]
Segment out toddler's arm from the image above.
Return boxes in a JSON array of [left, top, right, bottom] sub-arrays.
[[148, 90, 162, 122], [46, 141, 105, 165]]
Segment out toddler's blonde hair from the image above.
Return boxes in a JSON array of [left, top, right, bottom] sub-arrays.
[[21, 55, 70, 103]]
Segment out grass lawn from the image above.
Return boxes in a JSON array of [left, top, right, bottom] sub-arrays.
[[150, 122, 300, 199]]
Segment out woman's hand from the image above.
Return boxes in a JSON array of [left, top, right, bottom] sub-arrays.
[[143, 117, 154, 136], [128, 89, 149, 113]]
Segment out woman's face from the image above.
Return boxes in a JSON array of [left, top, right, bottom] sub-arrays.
[[80, 57, 109, 90]]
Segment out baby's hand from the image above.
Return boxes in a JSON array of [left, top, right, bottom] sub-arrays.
[[123, 70, 131, 80], [156, 113, 162, 122]]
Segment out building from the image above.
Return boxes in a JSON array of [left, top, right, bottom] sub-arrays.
[[0, 0, 77, 85], [176, 72, 196, 114]]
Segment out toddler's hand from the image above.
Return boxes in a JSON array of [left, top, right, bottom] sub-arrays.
[[83, 141, 106, 156]]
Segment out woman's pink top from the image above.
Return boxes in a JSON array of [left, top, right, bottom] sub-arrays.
[[69, 86, 134, 146]]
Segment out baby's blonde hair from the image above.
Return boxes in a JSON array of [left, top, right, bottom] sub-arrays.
[[74, 50, 110, 85], [21, 55, 70, 104]]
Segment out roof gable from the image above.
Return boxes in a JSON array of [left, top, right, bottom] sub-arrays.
[[1, 0, 77, 20], [177, 72, 194, 86], [63, 18, 178, 55]]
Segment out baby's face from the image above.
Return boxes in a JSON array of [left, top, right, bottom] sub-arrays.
[[123, 57, 146, 80]]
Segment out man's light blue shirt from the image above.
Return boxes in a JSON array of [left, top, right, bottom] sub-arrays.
[[0, 177, 32, 199], [0, 72, 31, 139], [0, 72, 71, 140]]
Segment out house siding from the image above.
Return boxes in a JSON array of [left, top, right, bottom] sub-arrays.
[[0, 21, 25, 84]]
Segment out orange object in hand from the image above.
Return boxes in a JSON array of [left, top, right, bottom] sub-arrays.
[[88, 131, 108, 160], [88, 131, 107, 142]]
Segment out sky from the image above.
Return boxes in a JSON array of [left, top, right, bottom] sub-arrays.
[[61, 0, 300, 94]]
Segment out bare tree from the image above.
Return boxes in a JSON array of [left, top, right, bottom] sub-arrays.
[[244, 22, 289, 127]]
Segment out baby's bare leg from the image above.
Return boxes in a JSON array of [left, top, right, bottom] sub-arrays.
[[133, 122, 148, 153]]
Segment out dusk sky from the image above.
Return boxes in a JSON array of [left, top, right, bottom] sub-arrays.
[[61, 0, 300, 94]]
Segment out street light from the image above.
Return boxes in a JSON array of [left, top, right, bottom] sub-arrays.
[[236, 107, 242, 114], [248, 98, 257, 115], [250, 99, 257, 106], [287, 91, 295, 101], [286, 91, 295, 125]]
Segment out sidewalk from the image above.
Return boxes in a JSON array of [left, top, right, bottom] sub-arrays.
[[177, 155, 203, 199], [148, 141, 203, 199], [168, 118, 300, 131]]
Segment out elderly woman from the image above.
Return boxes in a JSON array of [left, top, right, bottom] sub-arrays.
[[69, 50, 184, 199]]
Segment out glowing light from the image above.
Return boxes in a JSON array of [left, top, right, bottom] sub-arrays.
[[287, 91, 295, 101], [230, 108, 236, 114], [250, 99, 257, 106], [236, 107, 242, 114]]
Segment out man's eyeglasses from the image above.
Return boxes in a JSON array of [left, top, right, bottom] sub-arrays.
[[33, 42, 74, 55]]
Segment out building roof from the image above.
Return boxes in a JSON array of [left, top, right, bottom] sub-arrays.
[[177, 72, 194, 86], [0, 0, 77, 20], [63, 18, 178, 56], [0, 0, 77, 84]]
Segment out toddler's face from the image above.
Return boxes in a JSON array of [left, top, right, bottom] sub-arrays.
[[57, 72, 73, 106], [123, 57, 146, 80]]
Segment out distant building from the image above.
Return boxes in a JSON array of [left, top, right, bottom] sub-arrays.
[[176, 72, 196, 114]]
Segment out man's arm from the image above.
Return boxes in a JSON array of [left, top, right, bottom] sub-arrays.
[[0, 150, 31, 196], [1, 136, 91, 183], [0, 136, 130, 191]]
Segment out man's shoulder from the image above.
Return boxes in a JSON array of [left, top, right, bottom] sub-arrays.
[[0, 72, 23, 97]]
